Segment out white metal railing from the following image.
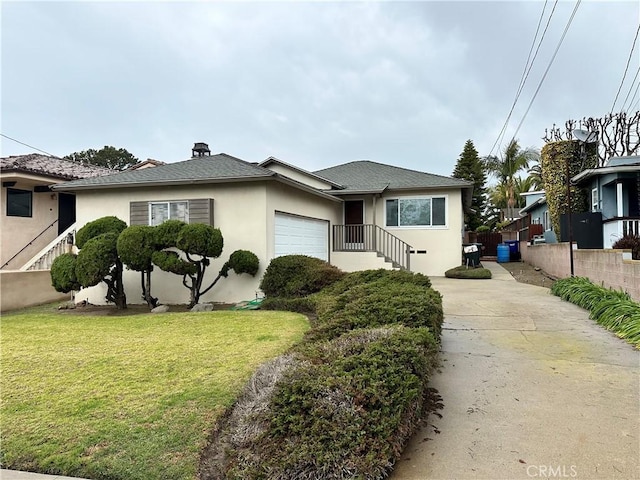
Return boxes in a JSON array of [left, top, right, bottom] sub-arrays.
[[333, 224, 411, 270], [21, 224, 76, 271], [602, 218, 640, 249]]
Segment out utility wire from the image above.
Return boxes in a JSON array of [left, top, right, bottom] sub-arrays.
[[610, 22, 640, 113], [510, 0, 582, 142], [620, 65, 640, 112], [488, 0, 555, 158], [0, 133, 57, 157]]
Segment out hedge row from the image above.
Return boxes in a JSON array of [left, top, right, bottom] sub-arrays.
[[551, 277, 640, 348], [201, 260, 444, 479]]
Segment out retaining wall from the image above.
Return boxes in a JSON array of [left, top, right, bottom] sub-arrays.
[[0, 270, 68, 312], [520, 241, 640, 302]]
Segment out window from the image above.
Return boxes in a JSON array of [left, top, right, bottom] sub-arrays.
[[543, 210, 551, 231], [6, 188, 32, 217], [591, 188, 599, 212], [385, 196, 447, 227], [149, 201, 189, 226]]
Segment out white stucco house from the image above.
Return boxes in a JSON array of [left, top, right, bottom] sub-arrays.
[[51, 145, 472, 305]]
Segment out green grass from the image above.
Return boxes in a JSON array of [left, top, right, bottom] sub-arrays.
[[1, 309, 308, 480]]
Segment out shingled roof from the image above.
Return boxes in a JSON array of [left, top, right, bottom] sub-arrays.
[[53, 153, 276, 190], [0, 153, 113, 180], [314, 160, 473, 194]]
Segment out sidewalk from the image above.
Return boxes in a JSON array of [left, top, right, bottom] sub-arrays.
[[0, 471, 89, 480], [392, 262, 639, 479]]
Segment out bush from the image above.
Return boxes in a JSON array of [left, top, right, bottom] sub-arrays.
[[260, 255, 345, 298], [308, 282, 443, 343], [50, 253, 80, 293], [445, 265, 492, 279], [176, 223, 224, 258], [225, 326, 438, 480], [75, 216, 127, 249], [220, 249, 260, 277], [476, 225, 490, 233], [260, 296, 317, 314], [612, 234, 640, 260], [75, 232, 120, 287], [117, 225, 157, 271]]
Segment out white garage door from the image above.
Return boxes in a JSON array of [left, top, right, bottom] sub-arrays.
[[275, 212, 329, 261]]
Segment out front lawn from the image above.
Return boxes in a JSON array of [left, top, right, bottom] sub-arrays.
[[0, 309, 308, 480]]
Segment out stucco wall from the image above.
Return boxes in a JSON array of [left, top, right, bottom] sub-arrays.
[[1, 175, 59, 269], [377, 189, 464, 277], [71, 180, 343, 306], [331, 251, 394, 272], [521, 242, 640, 301], [0, 270, 68, 312], [73, 182, 270, 305]]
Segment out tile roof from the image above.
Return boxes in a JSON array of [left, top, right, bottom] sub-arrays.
[[53, 153, 275, 190], [314, 160, 473, 193], [0, 153, 113, 180]]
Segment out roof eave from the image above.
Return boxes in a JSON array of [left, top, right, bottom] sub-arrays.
[[52, 174, 275, 191]]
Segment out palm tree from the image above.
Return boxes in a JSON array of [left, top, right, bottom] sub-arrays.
[[485, 139, 540, 221], [527, 162, 544, 191]]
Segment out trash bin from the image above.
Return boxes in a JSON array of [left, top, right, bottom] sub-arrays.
[[462, 243, 481, 268], [504, 240, 521, 261]]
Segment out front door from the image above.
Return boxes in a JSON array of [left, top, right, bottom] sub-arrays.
[[344, 200, 364, 244], [58, 193, 76, 235]]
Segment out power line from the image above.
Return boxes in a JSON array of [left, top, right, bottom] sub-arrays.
[[610, 22, 640, 113], [620, 66, 640, 112], [0, 133, 57, 157], [510, 0, 582, 142], [488, 0, 555, 158]]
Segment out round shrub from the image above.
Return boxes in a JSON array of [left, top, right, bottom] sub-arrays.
[[154, 219, 187, 248], [117, 225, 157, 271], [176, 223, 223, 258], [50, 253, 80, 293], [322, 269, 432, 296], [75, 216, 127, 249], [75, 232, 119, 287], [259, 255, 344, 298], [445, 265, 492, 279], [221, 249, 259, 277], [152, 250, 197, 276]]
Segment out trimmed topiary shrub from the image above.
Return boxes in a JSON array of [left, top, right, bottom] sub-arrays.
[[259, 255, 345, 298], [445, 265, 492, 279], [50, 253, 80, 293], [75, 216, 127, 249], [612, 234, 640, 260], [117, 225, 159, 308]]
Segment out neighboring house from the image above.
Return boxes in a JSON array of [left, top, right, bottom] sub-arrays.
[[0, 154, 112, 270], [126, 158, 166, 171], [518, 191, 550, 242], [52, 144, 472, 305], [572, 155, 640, 248]]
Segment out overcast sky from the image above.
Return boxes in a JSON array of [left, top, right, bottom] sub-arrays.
[[2, 1, 639, 177]]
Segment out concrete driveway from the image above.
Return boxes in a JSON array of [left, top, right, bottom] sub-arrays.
[[393, 262, 639, 480]]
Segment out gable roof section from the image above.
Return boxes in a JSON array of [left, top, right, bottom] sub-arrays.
[[0, 153, 113, 180], [53, 153, 275, 190], [259, 156, 343, 189], [314, 160, 473, 194]]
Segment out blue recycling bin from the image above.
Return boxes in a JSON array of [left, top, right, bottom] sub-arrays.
[[504, 240, 520, 261]]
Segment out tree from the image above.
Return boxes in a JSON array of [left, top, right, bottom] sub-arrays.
[[543, 111, 640, 166], [484, 139, 539, 222], [64, 146, 138, 170], [117, 225, 159, 309], [152, 221, 259, 308], [452, 140, 487, 231], [51, 216, 128, 309]]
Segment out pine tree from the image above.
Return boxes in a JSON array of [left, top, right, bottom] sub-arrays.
[[452, 140, 487, 231]]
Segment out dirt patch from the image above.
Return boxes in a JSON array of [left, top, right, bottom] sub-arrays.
[[56, 302, 235, 316], [496, 260, 557, 289]]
